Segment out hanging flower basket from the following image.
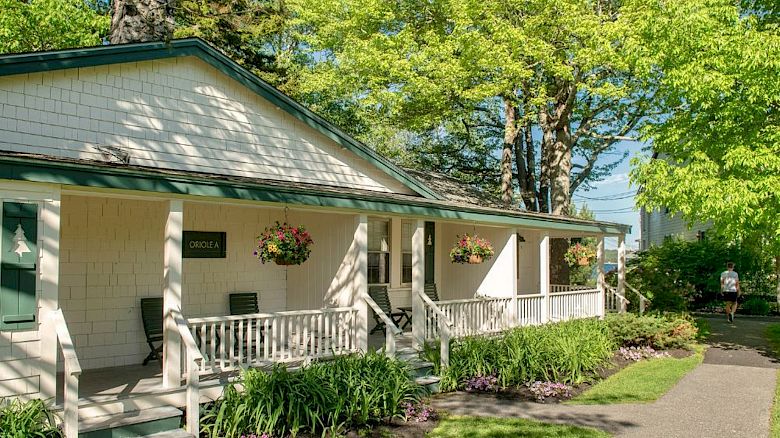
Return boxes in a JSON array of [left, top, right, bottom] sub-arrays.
[[254, 222, 313, 266], [450, 234, 494, 264], [564, 243, 595, 267]]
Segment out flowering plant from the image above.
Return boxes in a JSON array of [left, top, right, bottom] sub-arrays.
[[527, 381, 572, 402], [450, 234, 495, 264], [563, 243, 596, 266], [254, 222, 313, 265], [618, 346, 670, 362], [402, 402, 437, 422], [464, 374, 499, 392]]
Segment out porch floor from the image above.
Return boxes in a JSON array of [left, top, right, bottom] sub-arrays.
[[60, 330, 402, 405]]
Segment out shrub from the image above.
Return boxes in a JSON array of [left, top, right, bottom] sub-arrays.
[[605, 313, 697, 349], [440, 318, 615, 391], [200, 352, 424, 437], [741, 297, 771, 316], [0, 398, 61, 437]]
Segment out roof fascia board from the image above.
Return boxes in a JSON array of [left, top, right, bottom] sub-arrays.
[[0, 39, 442, 200], [0, 155, 629, 235]]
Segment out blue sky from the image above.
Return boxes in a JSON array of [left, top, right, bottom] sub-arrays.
[[573, 140, 646, 250]]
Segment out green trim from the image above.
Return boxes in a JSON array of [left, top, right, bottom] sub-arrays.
[[0, 39, 442, 201], [0, 156, 630, 235]]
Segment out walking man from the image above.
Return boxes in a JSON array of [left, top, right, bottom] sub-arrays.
[[721, 262, 740, 323]]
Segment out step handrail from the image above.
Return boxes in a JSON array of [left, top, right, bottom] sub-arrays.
[[170, 308, 203, 435], [417, 290, 454, 370], [363, 294, 402, 357], [48, 309, 81, 438], [625, 282, 650, 315], [605, 285, 630, 313]]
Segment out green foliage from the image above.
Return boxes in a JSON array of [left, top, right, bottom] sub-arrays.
[[440, 319, 616, 392], [741, 297, 771, 316], [0, 0, 108, 54], [428, 416, 610, 438], [604, 313, 698, 350], [200, 351, 423, 437], [569, 346, 704, 405], [625, 237, 775, 310], [630, 0, 780, 255], [0, 398, 61, 438], [449, 234, 495, 264], [254, 222, 314, 265]]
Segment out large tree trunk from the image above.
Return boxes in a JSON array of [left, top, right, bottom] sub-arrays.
[[501, 98, 518, 206], [110, 0, 176, 44]]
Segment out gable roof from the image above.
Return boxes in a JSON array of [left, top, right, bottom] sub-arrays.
[[0, 38, 442, 200]]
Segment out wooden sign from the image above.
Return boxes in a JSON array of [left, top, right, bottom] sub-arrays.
[[183, 231, 226, 258]]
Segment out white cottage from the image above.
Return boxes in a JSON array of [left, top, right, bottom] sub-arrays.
[[0, 39, 630, 436]]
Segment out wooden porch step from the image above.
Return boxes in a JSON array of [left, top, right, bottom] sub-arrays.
[[79, 406, 183, 438], [142, 430, 194, 438], [414, 375, 441, 393]]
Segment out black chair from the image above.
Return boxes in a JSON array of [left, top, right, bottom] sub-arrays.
[[368, 285, 408, 335], [140, 297, 163, 366], [424, 283, 440, 302], [229, 292, 263, 351]]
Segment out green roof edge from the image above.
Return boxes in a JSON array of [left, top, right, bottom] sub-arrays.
[[0, 38, 443, 201], [0, 154, 630, 235]]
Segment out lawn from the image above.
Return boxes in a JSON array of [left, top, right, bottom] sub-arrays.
[[568, 346, 704, 405], [427, 416, 610, 438], [765, 324, 780, 437]]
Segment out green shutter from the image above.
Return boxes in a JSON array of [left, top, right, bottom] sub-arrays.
[[424, 221, 435, 284], [1, 202, 38, 331]]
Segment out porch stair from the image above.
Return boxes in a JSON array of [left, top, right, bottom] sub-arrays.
[[393, 334, 441, 393], [77, 406, 190, 438]]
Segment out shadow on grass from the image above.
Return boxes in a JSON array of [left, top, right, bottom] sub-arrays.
[[428, 415, 613, 438]]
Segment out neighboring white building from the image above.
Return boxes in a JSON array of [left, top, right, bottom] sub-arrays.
[[639, 206, 710, 250]]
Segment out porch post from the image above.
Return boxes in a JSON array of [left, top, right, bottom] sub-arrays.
[[539, 233, 550, 323], [596, 235, 606, 318], [508, 229, 519, 326], [163, 200, 183, 388], [617, 234, 626, 300], [411, 219, 425, 349], [355, 214, 369, 352], [39, 196, 61, 400]]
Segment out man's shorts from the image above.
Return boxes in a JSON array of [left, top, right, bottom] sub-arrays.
[[723, 292, 738, 302]]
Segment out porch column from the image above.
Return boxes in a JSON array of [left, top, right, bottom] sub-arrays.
[[163, 200, 183, 388], [539, 233, 550, 323], [508, 229, 519, 326], [411, 219, 425, 349], [39, 196, 61, 400], [355, 215, 369, 352], [617, 234, 626, 300], [596, 235, 606, 318]]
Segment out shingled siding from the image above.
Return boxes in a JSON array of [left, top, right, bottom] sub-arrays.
[[640, 209, 710, 249], [0, 57, 413, 195]]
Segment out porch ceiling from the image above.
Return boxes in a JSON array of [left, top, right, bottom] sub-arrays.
[[0, 151, 630, 235]]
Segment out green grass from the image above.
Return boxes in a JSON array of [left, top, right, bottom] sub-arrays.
[[427, 416, 610, 438], [765, 325, 780, 437], [568, 345, 704, 405]]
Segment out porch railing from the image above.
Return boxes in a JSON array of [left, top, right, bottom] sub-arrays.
[[418, 291, 454, 369], [550, 284, 593, 293], [424, 297, 513, 339], [363, 295, 402, 357], [626, 283, 650, 315], [171, 308, 203, 435], [187, 307, 359, 374], [605, 285, 630, 313], [549, 288, 601, 322], [517, 294, 544, 326], [49, 309, 81, 438]]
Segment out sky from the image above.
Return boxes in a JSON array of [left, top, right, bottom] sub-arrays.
[[572, 140, 646, 250]]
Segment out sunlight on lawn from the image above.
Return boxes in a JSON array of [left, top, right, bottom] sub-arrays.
[[427, 416, 610, 438]]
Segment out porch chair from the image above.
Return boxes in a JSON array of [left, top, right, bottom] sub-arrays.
[[229, 292, 263, 352], [368, 285, 409, 335], [140, 297, 164, 366], [424, 283, 440, 302]]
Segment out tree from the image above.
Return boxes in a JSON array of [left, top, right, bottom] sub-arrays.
[[110, 0, 175, 43], [0, 0, 109, 54], [630, 0, 780, 301], [295, 0, 650, 215]]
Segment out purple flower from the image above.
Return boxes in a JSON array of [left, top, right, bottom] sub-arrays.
[[464, 374, 498, 392], [401, 401, 436, 422], [527, 381, 572, 402], [618, 346, 670, 362]]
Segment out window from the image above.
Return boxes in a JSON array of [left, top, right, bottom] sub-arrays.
[[368, 219, 390, 284], [402, 221, 413, 284]]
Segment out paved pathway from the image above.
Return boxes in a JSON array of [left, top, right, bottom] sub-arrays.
[[430, 315, 779, 437]]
